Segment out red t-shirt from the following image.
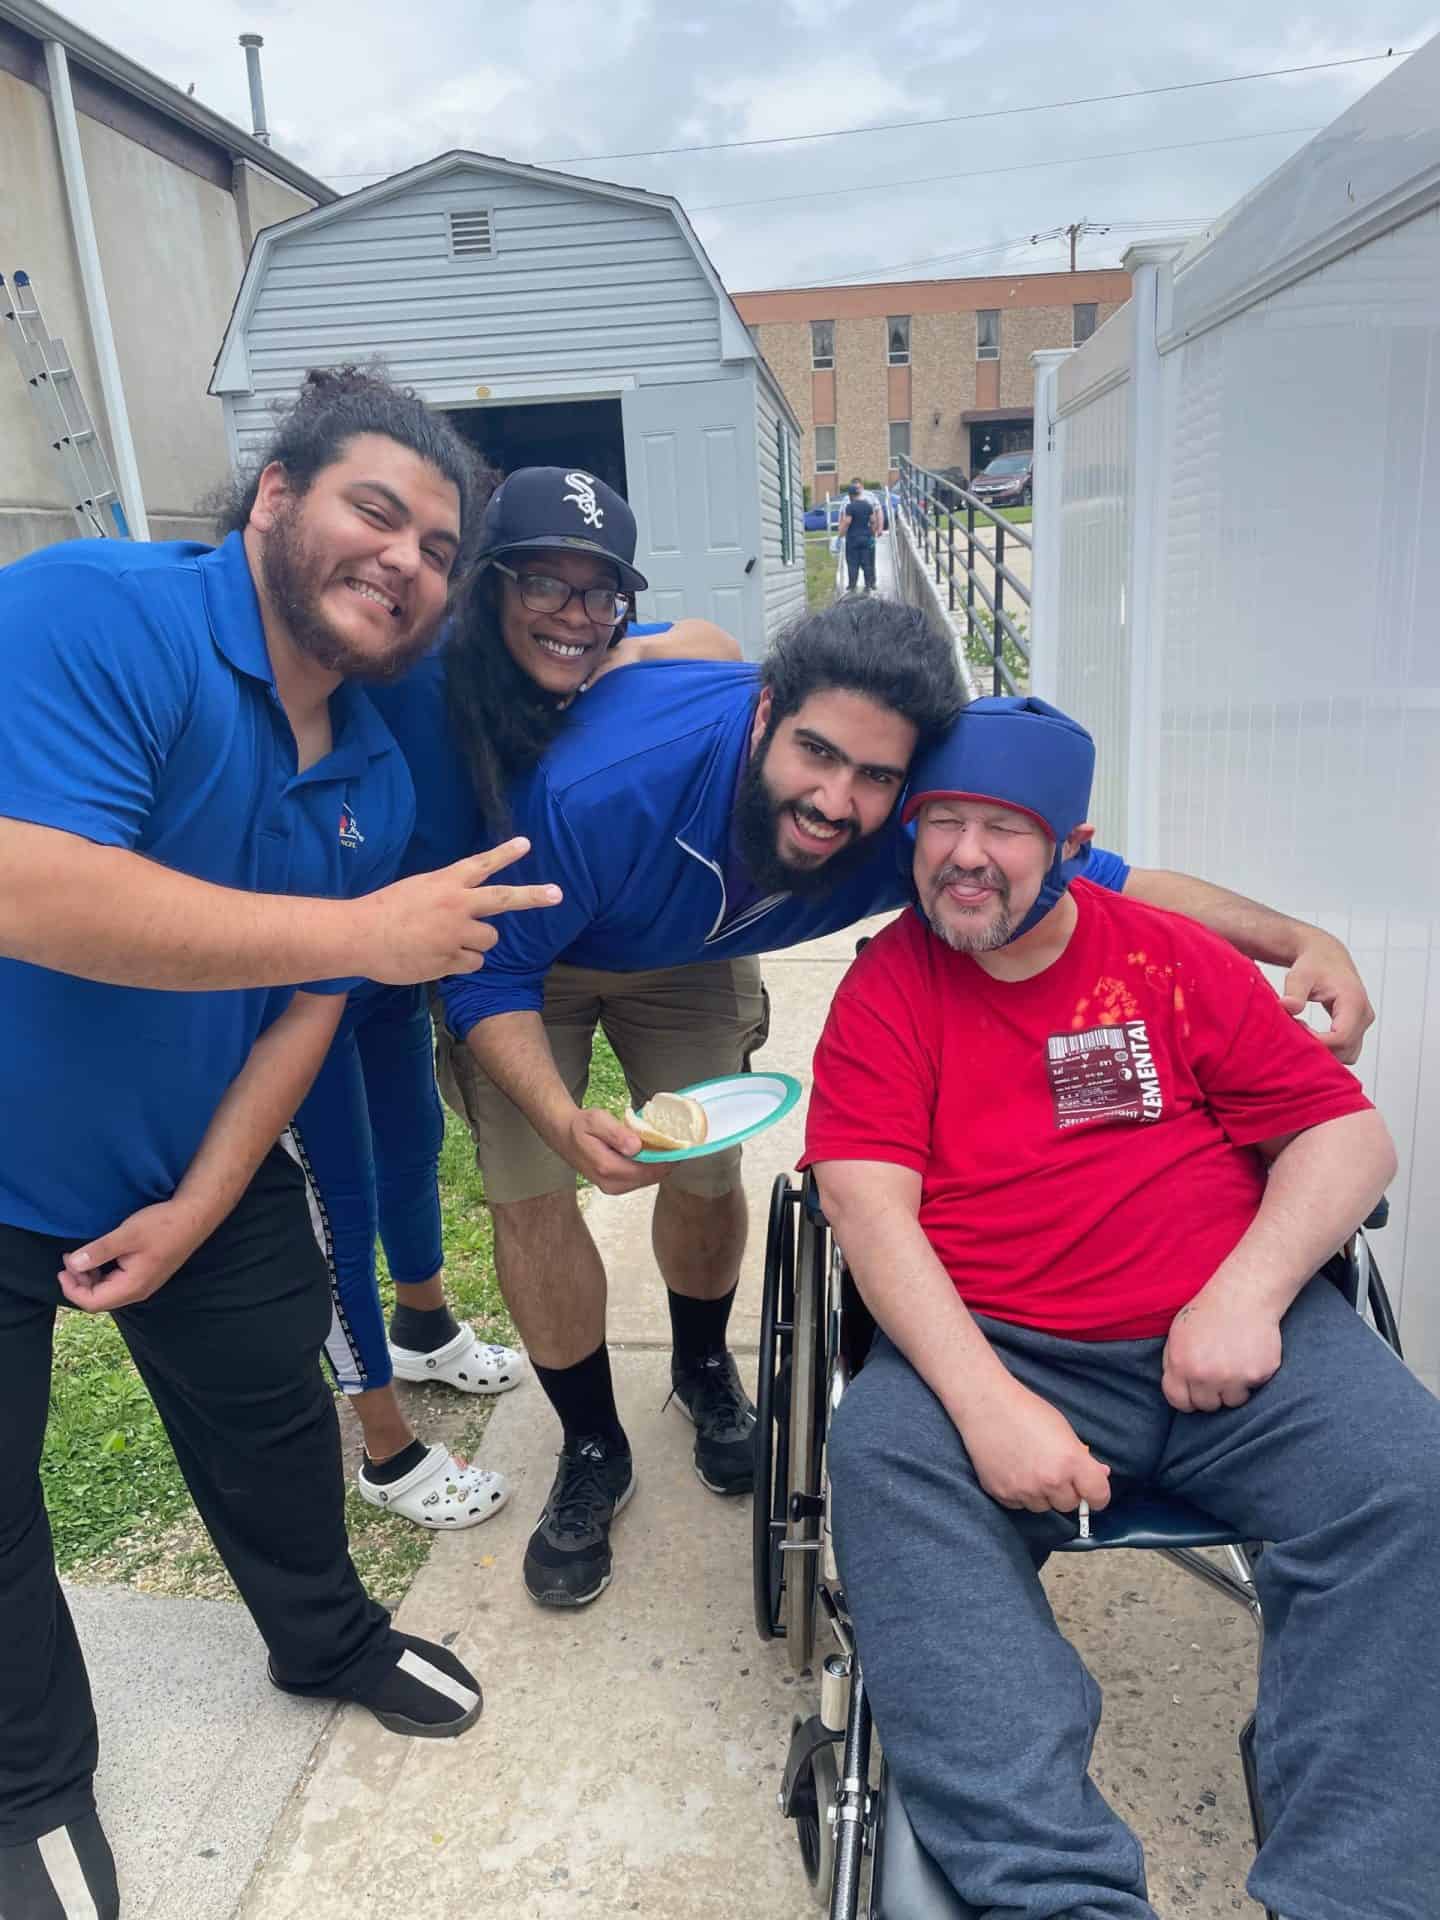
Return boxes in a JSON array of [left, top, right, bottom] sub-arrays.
[[800, 880, 1372, 1339]]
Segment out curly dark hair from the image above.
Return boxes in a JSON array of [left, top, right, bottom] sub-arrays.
[[442, 563, 632, 834], [760, 595, 965, 747], [213, 363, 495, 567]]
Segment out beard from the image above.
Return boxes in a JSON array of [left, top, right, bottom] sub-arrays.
[[733, 731, 883, 900], [259, 500, 434, 683], [923, 862, 1016, 952]]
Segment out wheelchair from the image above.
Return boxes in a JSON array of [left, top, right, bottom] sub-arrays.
[[752, 1170, 1402, 1920]]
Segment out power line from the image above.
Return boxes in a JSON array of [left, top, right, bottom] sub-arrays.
[[537, 50, 1405, 167], [785, 233, 1074, 288], [690, 124, 1318, 217], [777, 217, 1211, 290], [318, 49, 1407, 184]]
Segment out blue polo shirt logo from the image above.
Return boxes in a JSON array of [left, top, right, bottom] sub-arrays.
[[338, 802, 365, 849]]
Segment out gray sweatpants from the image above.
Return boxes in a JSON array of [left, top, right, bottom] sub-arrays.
[[828, 1277, 1440, 1920]]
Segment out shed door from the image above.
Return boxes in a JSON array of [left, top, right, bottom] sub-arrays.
[[622, 378, 763, 654]]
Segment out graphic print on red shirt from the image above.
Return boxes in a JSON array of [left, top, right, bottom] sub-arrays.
[[801, 882, 1371, 1339]]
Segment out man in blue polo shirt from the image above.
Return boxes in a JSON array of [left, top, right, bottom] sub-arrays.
[[439, 593, 1376, 1611], [0, 368, 559, 1920]]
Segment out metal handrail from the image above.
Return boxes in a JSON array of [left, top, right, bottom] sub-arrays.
[[894, 454, 1031, 695]]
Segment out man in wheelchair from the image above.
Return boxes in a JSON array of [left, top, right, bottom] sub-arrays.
[[801, 695, 1439, 1920]]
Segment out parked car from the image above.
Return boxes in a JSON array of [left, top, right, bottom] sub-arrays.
[[803, 504, 830, 531], [970, 452, 1033, 507], [935, 465, 970, 494]]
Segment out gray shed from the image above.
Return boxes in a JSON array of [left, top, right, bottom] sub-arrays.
[[211, 150, 805, 654]]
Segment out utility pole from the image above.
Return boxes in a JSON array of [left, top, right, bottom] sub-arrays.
[[1065, 219, 1111, 270], [1030, 220, 1113, 270]]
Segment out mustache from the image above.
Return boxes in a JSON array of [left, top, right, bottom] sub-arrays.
[[933, 862, 1008, 896], [792, 800, 854, 839]]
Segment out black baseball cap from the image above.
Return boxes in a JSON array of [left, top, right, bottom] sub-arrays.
[[473, 466, 649, 594]]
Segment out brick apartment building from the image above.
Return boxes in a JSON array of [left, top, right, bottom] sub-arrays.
[[733, 267, 1131, 501]]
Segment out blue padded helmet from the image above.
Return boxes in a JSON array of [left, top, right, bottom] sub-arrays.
[[901, 696, 1096, 941]]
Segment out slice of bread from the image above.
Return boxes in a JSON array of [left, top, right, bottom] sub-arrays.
[[624, 1091, 710, 1152]]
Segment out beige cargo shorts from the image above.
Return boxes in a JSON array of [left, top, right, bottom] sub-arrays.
[[436, 955, 770, 1205]]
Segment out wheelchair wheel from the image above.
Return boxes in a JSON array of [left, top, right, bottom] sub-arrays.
[[791, 1738, 838, 1906], [782, 1188, 828, 1669], [753, 1175, 797, 1642]]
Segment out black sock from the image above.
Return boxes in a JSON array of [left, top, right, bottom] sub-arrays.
[[363, 1437, 429, 1485], [389, 1301, 461, 1353], [533, 1342, 628, 1453], [667, 1285, 737, 1372]]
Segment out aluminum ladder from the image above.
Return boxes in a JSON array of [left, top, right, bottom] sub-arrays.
[[2, 268, 130, 538]]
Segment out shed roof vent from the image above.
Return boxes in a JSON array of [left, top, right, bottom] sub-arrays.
[[448, 209, 494, 259]]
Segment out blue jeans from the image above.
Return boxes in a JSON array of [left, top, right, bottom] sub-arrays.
[[290, 984, 446, 1394], [828, 1281, 1440, 1920]]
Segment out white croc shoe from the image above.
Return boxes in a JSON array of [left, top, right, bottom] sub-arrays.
[[357, 1443, 509, 1530], [389, 1325, 525, 1396]]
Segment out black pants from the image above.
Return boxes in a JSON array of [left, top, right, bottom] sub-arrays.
[[0, 1145, 392, 1846], [845, 540, 877, 591]]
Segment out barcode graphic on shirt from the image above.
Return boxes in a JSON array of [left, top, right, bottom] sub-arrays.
[[1047, 1028, 1126, 1061]]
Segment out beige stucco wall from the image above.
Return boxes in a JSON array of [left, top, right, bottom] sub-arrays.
[[0, 70, 106, 518], [1, 70, 316, 561], [79, 114, 247, 522], [234, 159, 312, 254]]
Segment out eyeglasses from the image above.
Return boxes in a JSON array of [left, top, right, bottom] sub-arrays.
[[493, 561, 630, 626]]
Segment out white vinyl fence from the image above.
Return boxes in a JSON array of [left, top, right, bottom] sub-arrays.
[[1030, 41, 1440, 1387]]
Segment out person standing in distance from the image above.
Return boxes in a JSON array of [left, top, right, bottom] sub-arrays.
[[838, 480, 880, 593]]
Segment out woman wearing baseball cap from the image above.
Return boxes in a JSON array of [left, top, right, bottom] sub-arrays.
[[290, 468, 745, 1533]]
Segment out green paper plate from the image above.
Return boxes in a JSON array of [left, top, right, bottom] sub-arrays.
[[632, 1071, 804, 1163]]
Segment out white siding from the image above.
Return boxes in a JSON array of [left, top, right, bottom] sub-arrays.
[[756, 374, 805, 646], [229, 167, 725, 456]]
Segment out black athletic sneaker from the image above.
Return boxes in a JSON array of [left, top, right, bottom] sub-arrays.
[[669, 1350, 757, 1495], [523, 1434, 636, 1607], [0, 1811, 119, 1919]]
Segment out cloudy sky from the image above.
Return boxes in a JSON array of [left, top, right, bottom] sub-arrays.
[[59, 0, 1436, 289]]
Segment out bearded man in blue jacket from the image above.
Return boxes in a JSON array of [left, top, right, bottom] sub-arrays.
[[438, 594, 1375, 1611]]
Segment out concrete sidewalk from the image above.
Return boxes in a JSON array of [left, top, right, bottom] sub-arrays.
[[230, 928, 1266, 1920]]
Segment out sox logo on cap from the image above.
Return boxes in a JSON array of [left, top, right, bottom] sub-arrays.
[[563, 472, 603, 529]]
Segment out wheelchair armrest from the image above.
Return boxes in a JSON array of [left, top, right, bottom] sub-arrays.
[[1363, 1196, 1389, 1231]]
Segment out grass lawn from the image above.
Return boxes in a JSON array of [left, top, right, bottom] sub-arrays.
[[45, 1030, 634, 1609], [804, 531, 836, 609], [940, 503, 1031, 531]]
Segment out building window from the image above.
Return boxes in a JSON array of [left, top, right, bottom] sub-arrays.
[[887, 315, 910, 365], [976, 310, 1000, 360], [1073, 303, 1098, 346], [888, 421, 911, 466], [811, 320, 835, 370], [815, 425, 837, 473], [777, 421, 795, 565]]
